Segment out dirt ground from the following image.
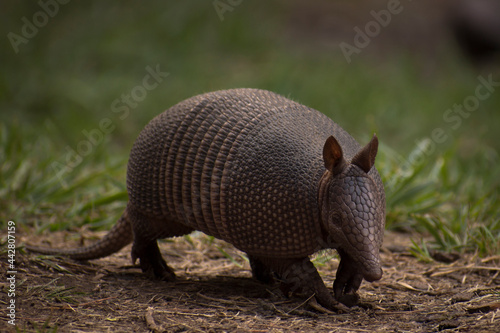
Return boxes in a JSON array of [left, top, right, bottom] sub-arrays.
[[2, 230, 499, 332]]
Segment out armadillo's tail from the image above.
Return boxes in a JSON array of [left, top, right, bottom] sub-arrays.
[[26, 208, 133, 260]]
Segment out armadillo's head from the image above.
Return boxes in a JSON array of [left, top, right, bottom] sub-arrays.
[[318, 134, 385, 306]]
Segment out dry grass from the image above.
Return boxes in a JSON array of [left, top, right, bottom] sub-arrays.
[[0, 230, 498, 332]]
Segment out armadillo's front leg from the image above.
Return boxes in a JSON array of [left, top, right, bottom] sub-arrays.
[[263, 257, 349, 312], [333, 249, 363, 307]]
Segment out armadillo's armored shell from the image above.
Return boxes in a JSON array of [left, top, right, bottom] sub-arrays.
[[127, 88, 374, 257]]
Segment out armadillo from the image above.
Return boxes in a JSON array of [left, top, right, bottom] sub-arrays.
[[27, 88, 386, 311]]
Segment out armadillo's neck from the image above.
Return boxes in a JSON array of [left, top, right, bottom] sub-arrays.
[[317, 170, 330, 212], [316, 170, 333, 247]]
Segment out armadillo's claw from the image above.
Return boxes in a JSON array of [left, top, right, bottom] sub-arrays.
[[308, 295, 351, 314]]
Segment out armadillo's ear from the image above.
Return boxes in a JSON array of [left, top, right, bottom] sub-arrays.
[[352, 134, 378, 173], [323, 136, 345, 173]]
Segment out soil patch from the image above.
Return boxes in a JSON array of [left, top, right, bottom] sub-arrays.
[[2, 230, 499, 332]]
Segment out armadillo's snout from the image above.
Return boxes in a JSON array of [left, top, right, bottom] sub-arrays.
[[360, 251, 383, 282], [363, 265, 382, 282]]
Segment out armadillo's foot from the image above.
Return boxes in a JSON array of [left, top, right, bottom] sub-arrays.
[[333, 250, 362, 307], [249, 255, 275, 284], [131, 241, 176, 282], [266, 257, 349, 313]]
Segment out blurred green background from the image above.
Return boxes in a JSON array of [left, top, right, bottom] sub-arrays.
[[1, 1, 499, 256]]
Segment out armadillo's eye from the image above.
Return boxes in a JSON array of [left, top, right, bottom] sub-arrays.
[[329, 211, 342, 224]]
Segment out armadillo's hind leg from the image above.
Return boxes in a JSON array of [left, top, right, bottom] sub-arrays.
[[128, 208, 174, 281], [128, 207, 193, 281], [132, 237, 175, 281]]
